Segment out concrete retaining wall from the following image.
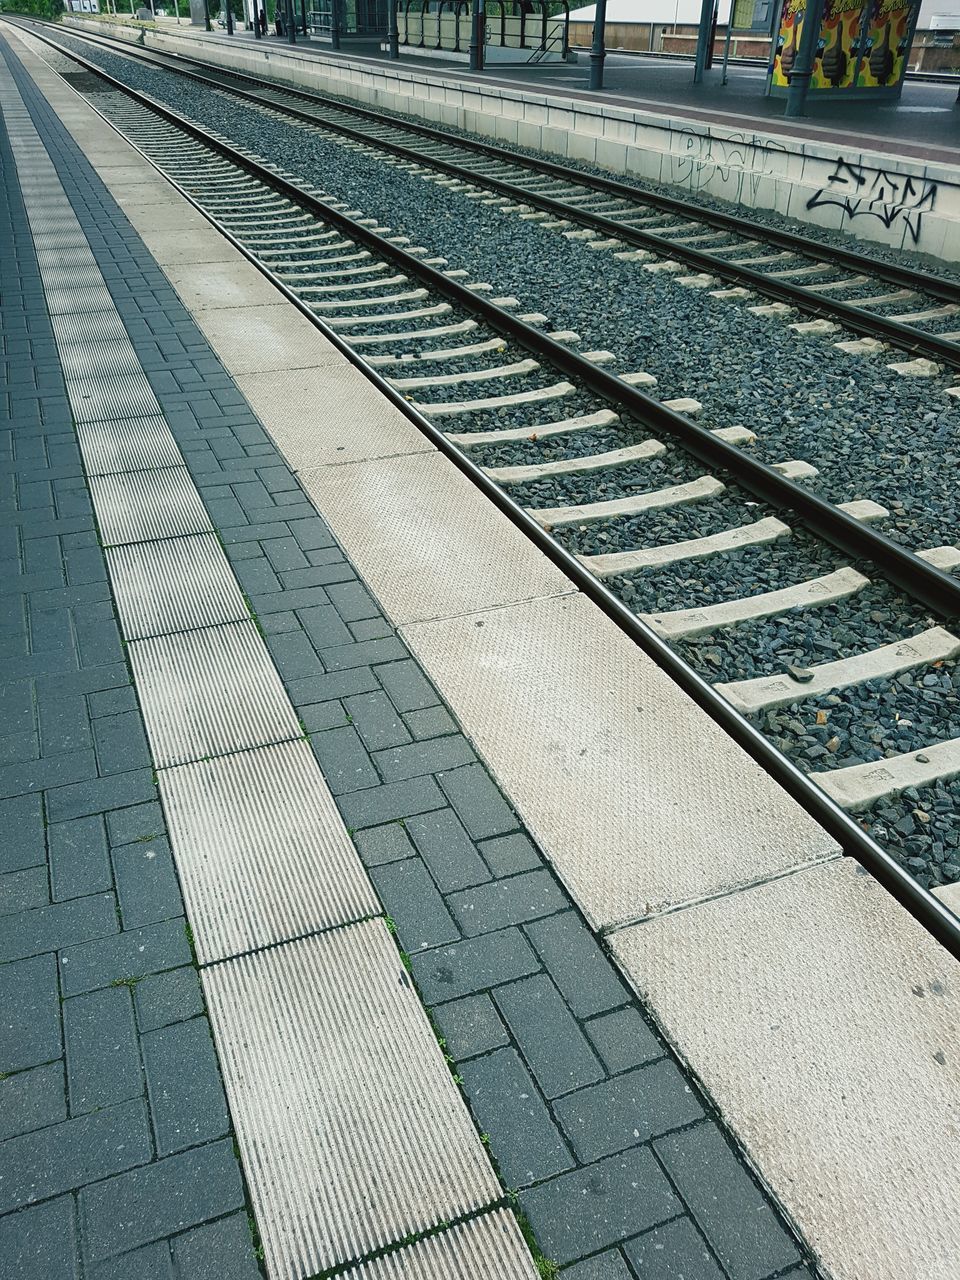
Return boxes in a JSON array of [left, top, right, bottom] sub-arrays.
[[63, 15, 960, 261]]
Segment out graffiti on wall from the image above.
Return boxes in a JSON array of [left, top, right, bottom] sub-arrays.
[[669, 129, 790, 200], [806, 157, 937, 243]]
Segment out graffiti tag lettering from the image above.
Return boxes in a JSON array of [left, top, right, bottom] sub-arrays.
[[806, 158, 937, 245]]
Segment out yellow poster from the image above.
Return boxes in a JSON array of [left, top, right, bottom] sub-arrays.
[[771, 0, 804, 88], [815, 0, 864, 88], [857, 0, 913, 87]]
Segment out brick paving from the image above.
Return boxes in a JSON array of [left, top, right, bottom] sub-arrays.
[[0, 39, 819, 1279]]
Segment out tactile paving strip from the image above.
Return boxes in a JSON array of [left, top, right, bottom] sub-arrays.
[[76, 415, 184, 477], [88, 467, 212, 546], [107, 534, 249, 640], [202, 921, 502, 1278], [338, 1211, 538, 1280], [159, 740, 380, 964], [128, 620, 301, 768]]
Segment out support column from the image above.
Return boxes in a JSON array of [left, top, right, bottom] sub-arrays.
[[588, 0, 607, 90], [226, 0, 234, 34], [784, 0, 825, 117], [469, 0, 484, 70], [285, 0, 296, 41], [388, 0, 400, 57], [692, 0, 714, 82], [203, 0, 213, 31]]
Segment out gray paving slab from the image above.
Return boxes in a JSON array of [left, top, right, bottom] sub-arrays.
[[75, 414, 184, 476], [202, 921, 502, 1277], [88, 467, 212, 546], [338, 1210, 539, 1279]]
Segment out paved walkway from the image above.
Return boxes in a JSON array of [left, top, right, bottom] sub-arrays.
[[0, 25, 814, 1280]]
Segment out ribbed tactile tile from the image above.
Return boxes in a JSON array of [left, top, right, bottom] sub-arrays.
[[89, 468, 212, 546], [402, 593, 837, 925], [107, 534, 249, 640], [128, 621, 301, 768], [300, 452, 573, 625], [338, 1211, 538, 1279], [609, 860, 960, 1280], [202, 921, 502, 1279], [65, 366, 161, 424], [159, 740, 379, 964], [76, 415, 184, 477]]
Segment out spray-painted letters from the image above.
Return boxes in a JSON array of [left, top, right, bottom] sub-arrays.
[[806, 158, 937, 244]]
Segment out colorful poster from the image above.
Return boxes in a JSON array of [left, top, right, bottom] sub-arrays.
[[771, 0, 804, 87], [814, 0, 864, 89], [856, 0, 915, 88]]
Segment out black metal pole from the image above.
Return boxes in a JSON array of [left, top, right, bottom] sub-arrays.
[[784, 0, 824, 116], [285, 0, 296, 40], [388, 0, 400, 56], [692, 0, 712, 82], [468, 0, 483, 68], [252, 0, 261, 36], [226, 0, 234, 34], [330, 0, 341, 47], [588, 0, 606, 90], [299, 0, 307, 34], [203, 0, 212, 31]]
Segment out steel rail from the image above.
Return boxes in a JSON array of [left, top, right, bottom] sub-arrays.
[[21, 20, 960, 625], [19, 22, 960, 959], [43, 18, 960, 322]]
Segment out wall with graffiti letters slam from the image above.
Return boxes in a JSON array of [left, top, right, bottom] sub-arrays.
[[64, 14, 960, 261]]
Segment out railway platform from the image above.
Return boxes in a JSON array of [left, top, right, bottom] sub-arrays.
[[0, 18, 959, 1280]]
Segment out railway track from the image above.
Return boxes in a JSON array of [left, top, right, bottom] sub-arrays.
[[11, 20, 960, 954], [29, 18, 960, 372]]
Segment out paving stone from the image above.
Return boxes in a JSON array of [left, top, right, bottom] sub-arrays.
[[0, 865, 48, 915], [0, 953, 62, 1074], [297, 603, 353, 652], [521, 1147, 680, 1266], [91, 711, 151, 776], [0, 1098, 153, 1214], [524, 912, 626, 1018], [653, 1124, 800, 1280], [133, 966, 204, 1034], [410, 927, 541, 1004], [79, 1138, 245, 1264], [370, 857, 460, 952], [64, 986, 143, 1116], [88, 686, 138, 718], [326, 579, 379, 622], [105, 800, 164, 848], [87, 1242, 175, 1280], [460, 1048, 574, 1188], [142, 1017, 229, 1155], [349, 617, 393, 642], [478, 832, 541, 877], [493, 974, 604, 1098], [0, 1196, 79, 1280], [432, 993, 509, 1059], [171, 1212, 262, 1280], [405, 807, 491, 892], [45, 769, 156, 824], [354, 822, 417, 867], [0, 892, 117, 964], [404, 705, 457, 740], [624, 1216, 724, 1280], [585, 1008, 664, 1076], [323, 637, 408, 670], [555, 1060, 704, 1161], [59, 918, 191, 997], [286, 666, 380, 706], [48, 814, 112, 902], [437, 764, 516, 840], [264, 628, 325, 681], [374, 735, 476, 783], [309, 725, 380, 795], [261, 535, 308, 573], [337, 775, 446, 830], [375, 658, 438, 712], [0, 1062, 67, 1142], [562, 1251, 634, 1280], [112, 836, 183, 928], [449, 869, 567, 936], [0, 792, 45, 873], [288, 516, 336, 551], [283, 563, 355, 589], [0, 748, 97, 803], [344, 690, 411, 752]]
